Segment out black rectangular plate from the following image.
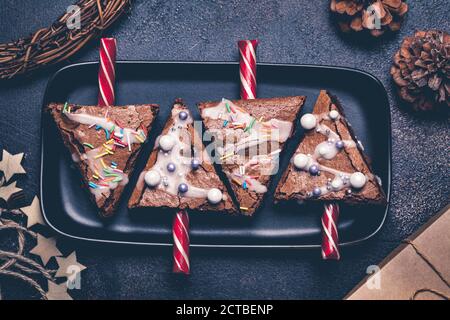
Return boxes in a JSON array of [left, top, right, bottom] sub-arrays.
[[41, 61, 391, 247]]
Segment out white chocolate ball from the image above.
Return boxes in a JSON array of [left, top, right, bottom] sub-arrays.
[[300, 113, 317, 130], [207, 188, 223, 204], [329, 110, 339, 120], [144, 170, 161, 187], [331, 178, 343, 191], [159, 135, 175, 151], [318, 144, 331, 156], [350, 172, 367, 189], [293, 153, 309, 170]]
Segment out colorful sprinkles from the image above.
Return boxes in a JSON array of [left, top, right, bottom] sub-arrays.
[[220, 152, 234, 161], [244, 117, 256, 133], [83, 142, 94, 149], [61, 104, 151, 197], [88, 182, 98, 189], [225, 102, 231, 113]]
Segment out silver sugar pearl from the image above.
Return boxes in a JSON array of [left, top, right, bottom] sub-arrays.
[[178, 111, 188, 120], [167, 163, 176, 172], [178, 183, 189, 193], [312, 187, 322, 197]]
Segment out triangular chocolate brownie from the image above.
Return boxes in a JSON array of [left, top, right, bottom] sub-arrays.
[[128, 99, 237, 214], [275, 90, 386, 205], [198, 96, 305, 215], [47, 102, 159, 217]]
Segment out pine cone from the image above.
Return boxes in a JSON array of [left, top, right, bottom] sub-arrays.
[[391, 30, 450, 112], [330, 0, 408, 37]]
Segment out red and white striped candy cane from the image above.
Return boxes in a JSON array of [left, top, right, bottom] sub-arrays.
[[98, 38, 117, 106], [173, 210, 190, 274], [321, 203, 340, 260], [238, 39, 258, 100]]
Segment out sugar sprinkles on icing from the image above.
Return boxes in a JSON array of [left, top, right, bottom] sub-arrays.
[[201, 98, 293, 194], [65, 111, 146, 147], [227, 151, 280, 194], [295, 110, 371, 197], [202, 99, 293, 150], [63, 108, 146, 200]]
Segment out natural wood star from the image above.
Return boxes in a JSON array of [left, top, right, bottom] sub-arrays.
[[0, 181, 22, 202], [55, 251, 87, 279], [0, 150, 26, 182], [46, 281, 73, 300], [30, 234, 62, 265], [20, 196, 45, 228]]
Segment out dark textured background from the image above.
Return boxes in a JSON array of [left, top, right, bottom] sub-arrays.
[[0, 0, 448, 299]]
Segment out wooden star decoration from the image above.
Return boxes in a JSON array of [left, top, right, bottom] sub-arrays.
[[0, 150, 26, 182], [0, 181, 22, 202], [30, 234, 62, 265], [55, 251, 87, 279], [20, 196, 45, 228], [46, 281, 73, 300]]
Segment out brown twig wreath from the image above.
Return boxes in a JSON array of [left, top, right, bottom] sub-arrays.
[[0, 0, 130, 80]]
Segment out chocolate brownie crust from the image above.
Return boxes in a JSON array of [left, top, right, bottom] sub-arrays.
[[128, 99, 237, 214], [198, 96, 306, 124], [47, 103, 159, 217], [275, 91, 386, 205], [198, 96, 306, 215]]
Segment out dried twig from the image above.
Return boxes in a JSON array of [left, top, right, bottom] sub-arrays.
[[0, 210, 56, 299], [0, 0, 130, 80]]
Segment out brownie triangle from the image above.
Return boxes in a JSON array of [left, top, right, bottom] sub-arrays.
[[198, 96, 305, 215], [275, 90, 386, 205], [47, 102, 159, 217], [128, 99, 237, 214]]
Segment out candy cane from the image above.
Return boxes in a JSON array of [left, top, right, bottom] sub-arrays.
[[238, 40, 258, 100], [321, 203, 340, 260], [172, 210, 190, 274], [98, 38, 117, 106], [172, 39, 259, 274]]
